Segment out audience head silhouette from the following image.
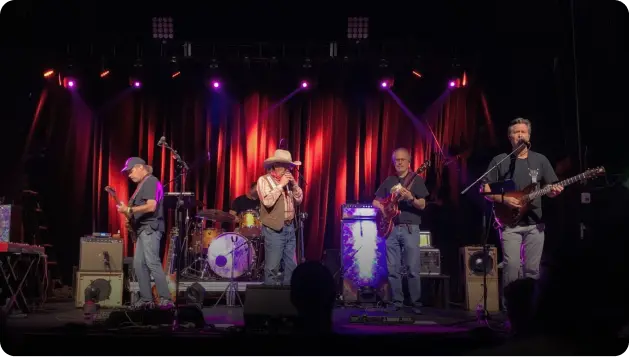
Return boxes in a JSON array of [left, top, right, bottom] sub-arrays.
[[290, 261, 336, 333], [504, 277, 537, 337]]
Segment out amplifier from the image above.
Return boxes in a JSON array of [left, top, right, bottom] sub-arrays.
[[419, 247, 441, 275], [341, 204, 378, 220], [74, 271, 123, 308], [0, 205, 23, 243], [79, 236, 124, 272]]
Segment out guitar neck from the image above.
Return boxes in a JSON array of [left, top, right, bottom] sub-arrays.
[[525, 172, 588, 201]]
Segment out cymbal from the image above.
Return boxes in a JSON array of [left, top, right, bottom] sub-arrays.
[[197, 209, 235, 222]]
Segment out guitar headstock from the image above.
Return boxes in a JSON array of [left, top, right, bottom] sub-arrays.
[[584, 166, 606, 179], [415, 160, 431, 174], [104, 186, 117, 196]]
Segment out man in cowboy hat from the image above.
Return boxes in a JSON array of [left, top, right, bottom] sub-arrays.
[[117, 157, 173, 309], [256, 149, 304, 285]]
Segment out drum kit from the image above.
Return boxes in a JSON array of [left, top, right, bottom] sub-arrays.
[[181, 208, 265, 281]]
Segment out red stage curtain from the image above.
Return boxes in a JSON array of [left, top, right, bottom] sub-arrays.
[[28, 85, 493, 262]]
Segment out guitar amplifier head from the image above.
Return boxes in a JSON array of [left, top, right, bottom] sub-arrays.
[[341, 204, 378, 220], [79, 236, 124, 272], [419, 247, 441, 275]]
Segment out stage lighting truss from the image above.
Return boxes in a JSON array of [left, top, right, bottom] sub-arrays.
[[347, 17, 369, 40], [152, 17, 174, 40]]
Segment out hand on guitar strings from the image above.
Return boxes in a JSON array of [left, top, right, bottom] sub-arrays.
[[399, 188, 414, 202], [547, 184, 563, 198], [116, 204, 130, 214], [503, 196, 522, 209]]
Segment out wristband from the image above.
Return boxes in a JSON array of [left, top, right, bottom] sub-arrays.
[[127, 207, 132, 215]]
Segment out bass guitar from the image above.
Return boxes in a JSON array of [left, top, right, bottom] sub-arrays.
[[376, 160, 431, 238], [493, 166, 605, 228], [104, 186, 137, 243]]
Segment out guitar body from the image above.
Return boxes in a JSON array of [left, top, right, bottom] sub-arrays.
[[492, 183, 537, 228], [376, 194, 401, 237]]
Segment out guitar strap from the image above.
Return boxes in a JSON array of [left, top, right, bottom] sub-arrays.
[[129, 174, 152, 205]]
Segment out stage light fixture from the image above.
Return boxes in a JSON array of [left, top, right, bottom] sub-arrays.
[[379, 79, 393, 89], [100, 70, 110, 78], [347, 17, 369, 39], [152, 17, 174, 39], [129, 78, 142, 88], [210, 80, 220, 89], [300, 80, 309, 89], [63, 77, 77, 89], [43, 69, 54, 78]]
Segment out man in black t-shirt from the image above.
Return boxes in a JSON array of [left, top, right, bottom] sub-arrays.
[[117, 157, 173, 309], [229, 182, 260, 222], [482, 118, 563, 305], [372, 148, 429, 314]]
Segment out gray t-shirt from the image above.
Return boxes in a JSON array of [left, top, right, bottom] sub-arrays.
[[375, 173, 430, 225], [483, 151, 558, 225], [131, 175, 165, 233]]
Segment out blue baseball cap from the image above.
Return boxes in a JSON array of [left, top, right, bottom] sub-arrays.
[[121, 157, 146, 173]]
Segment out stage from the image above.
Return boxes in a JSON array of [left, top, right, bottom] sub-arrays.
[[1, 299, 508, 355]]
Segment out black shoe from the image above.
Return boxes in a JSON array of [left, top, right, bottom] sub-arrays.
[[410, 306, 423, 315], [386, 304, 402, 313]]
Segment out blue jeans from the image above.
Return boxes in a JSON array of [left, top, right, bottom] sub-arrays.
[[133, 230, 171, 302], [386, 225, 422, 307], [500, 224, 545, 308], [263, 224, 297, 286]]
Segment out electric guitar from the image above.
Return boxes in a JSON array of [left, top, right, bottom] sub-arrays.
[[376, 161, 431, 238], [493, 166, 605, 228], [152, 226, 177, 302], [104, 186, 137, 243]]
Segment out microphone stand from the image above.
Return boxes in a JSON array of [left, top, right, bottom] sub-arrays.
[[460, 141, 529, 325], [159, 141, 189, 331], [292, 173, 308, 263]]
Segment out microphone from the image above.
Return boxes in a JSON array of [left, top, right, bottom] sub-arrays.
[[157, 136, 166, 146], [519, 139, 531, 149]]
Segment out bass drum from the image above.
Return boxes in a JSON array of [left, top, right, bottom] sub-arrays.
[[207, 233, 255, 279]]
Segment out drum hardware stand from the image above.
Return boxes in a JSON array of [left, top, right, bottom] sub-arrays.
[[213, 236, 248, 308], [459, 141, 529, 327]]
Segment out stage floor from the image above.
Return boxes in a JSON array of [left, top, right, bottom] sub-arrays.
[[4, 300, 501, 331]]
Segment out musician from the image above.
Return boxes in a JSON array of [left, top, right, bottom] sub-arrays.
[[229, 182, 260, 223], [256, 149, 304, 286], [372, 148, 429, 314], [482, 118, 563, 306], [117, 157, 173, 309]]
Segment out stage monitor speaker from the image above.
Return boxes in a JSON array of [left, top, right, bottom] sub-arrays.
[[460, 245, 500, 312], [79, 237, 124, 272], [0, 205, 23, 243], [243, 285, 298, 333]]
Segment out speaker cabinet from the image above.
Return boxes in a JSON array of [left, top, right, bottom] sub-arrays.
[[243, 285, 298, 332], [460, 245, 500, 312], [74, 271, 123, 308], [79, 237, 124, 272]]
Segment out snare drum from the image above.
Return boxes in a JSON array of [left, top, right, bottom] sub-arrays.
[[207, 233, 255, 279], [238, 209, 262, 237]]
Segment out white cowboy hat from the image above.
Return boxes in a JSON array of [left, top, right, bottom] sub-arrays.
[[263, 149, 302, 169]]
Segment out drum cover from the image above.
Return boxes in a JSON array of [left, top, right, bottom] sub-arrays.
[[207, 233, 253, 279]]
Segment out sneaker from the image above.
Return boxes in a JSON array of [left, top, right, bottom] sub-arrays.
[[157, 298, 174, 310]]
